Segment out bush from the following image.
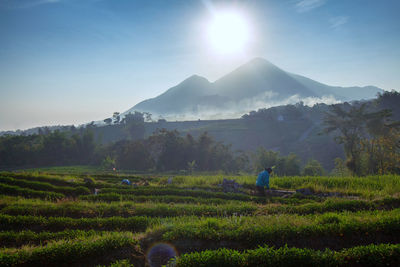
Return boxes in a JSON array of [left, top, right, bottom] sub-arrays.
[[173, 243, 400, 267], [0, 232, 137, 267], [303, 160, 325, 176], [0, 176, 90, 196], [0, 183, 64, 200], [0, 214, 152, 232]]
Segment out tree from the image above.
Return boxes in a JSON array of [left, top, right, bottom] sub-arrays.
[[323, 103, 392, 176], [282, 152, 301, 176], [331, 157, 351, 177], [252, 147, 279, 173], [187, 160, 196, 174], [113, 140, 154, 171], [102, 155, 115, 170], [113, 112, 120, 124], [361, 127, 400, 174], [303, 159, 324, 176], [122, 112, 145, 140]]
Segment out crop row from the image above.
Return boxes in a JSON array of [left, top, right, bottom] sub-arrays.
[[0, 172, 82, 187], [0, 230, 105, 247], [0, 183, 64, 200], [1, 172, 114, 189], [173, 243, 400, 267], [99, 187, 266, 202], [0, 176, 90, 196], [144, 209, 400, 250], [258, 197, 400, 215], [2, 196, 400, 219], [0, 201, 256, 218], [0, 232, 138, 267], [81, 192, 244, 205], [271, 175, 400, 198], [0, 214, 152, 232], [81, 191, 315, 205], [131, 174, 400, 198]]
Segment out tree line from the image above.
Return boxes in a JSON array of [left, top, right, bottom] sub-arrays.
[[323, 91, 400, 176], [0, 124, 327, 175], [1, 91, 398, 175]]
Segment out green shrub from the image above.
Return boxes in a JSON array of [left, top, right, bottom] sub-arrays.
[[0, 183, 64, 200], [99, 187, 266, 203], [0, 232, 137, 267], [0, 176, 90, 196], [173, 243, 400, 267], [0, 230, 102, 247], [0, 214, 152, 232]]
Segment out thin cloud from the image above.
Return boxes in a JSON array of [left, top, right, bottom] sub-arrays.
[[329, 16, 349, 29], [295, 0, 326, 13], [0, 0, 61, 9]]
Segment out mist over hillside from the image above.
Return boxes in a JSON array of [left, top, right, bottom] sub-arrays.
[[128, 58, 382, 120]]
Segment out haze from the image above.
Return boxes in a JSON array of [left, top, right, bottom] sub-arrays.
[[1, 0, 399, 131]]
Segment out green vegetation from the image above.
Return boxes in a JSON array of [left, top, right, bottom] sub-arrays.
[[146, 209, 400, 249], [0, 232, 137, 267], [0, 230, 104, 247], [173, 243, 400, 267], [0, 176, 90, 196], [0, 214, 151, 232], [0, 170, 399, 266], [0, 183, 64, 200]]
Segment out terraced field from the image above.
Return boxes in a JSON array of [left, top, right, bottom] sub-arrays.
[[0, 171, 400, 266]]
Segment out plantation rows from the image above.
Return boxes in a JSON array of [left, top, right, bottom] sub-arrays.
[[1, 196, 400, 219], [0, 171, 400, 266]]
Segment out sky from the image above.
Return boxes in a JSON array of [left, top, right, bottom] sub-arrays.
[[0, 0, 399, 131]]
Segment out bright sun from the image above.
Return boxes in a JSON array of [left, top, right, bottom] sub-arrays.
[[207, 11, 249, 54]]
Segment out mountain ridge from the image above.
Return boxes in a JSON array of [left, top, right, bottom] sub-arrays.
[[127, 58, 383, 118]]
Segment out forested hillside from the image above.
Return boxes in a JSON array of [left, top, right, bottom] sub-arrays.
[[1, 91, 399, 173]]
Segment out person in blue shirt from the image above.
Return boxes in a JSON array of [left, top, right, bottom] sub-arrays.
[[256, 167, 272, 196]]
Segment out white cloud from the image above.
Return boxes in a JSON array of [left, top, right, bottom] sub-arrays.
[[295, 0, 326, 13], [145, 94, 341, 122], [329, 16, 349, 29]]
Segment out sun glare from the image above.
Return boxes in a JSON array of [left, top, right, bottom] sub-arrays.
[[207, 11, 249, 54]]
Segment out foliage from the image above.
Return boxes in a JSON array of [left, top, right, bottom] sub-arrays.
[[0, 214, 151, 232], [0, 176, 89, 196], [149, 209, 400, 248], [252, 148, 301, 176], [324, 102, 399, 175], [0, 232, 137, 267], [0, 170, 399, 266], [0, 230, 103, 247], [0, 183, 64, 200], [303, 159, 324, 176], [0, 128, 96, 167], [173, 243, 400, 267]]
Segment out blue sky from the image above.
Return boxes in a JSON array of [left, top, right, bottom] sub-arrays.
[[0, 0, 399, 131]]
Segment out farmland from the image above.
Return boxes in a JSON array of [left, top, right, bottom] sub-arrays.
[[0, 169, 400, 266]]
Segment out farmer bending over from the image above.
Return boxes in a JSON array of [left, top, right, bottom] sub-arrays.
[[256, 167, 272, 196]]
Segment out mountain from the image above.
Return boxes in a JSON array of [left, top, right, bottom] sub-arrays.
[[127, 58, 383, 118]]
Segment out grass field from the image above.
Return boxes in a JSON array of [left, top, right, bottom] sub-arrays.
[[0, 169, 399, 266]]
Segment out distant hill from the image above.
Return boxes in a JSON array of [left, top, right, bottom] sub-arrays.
[[128, 58, 383, 118]]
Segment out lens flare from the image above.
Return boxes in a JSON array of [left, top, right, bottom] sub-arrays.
[[146, 242, 178, 267]]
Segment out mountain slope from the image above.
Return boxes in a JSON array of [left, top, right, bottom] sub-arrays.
[[132, 75, 218, 114], [128, 58, 383, 117], [288, 72, 381, 100], [214, 58, 315, 100]]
